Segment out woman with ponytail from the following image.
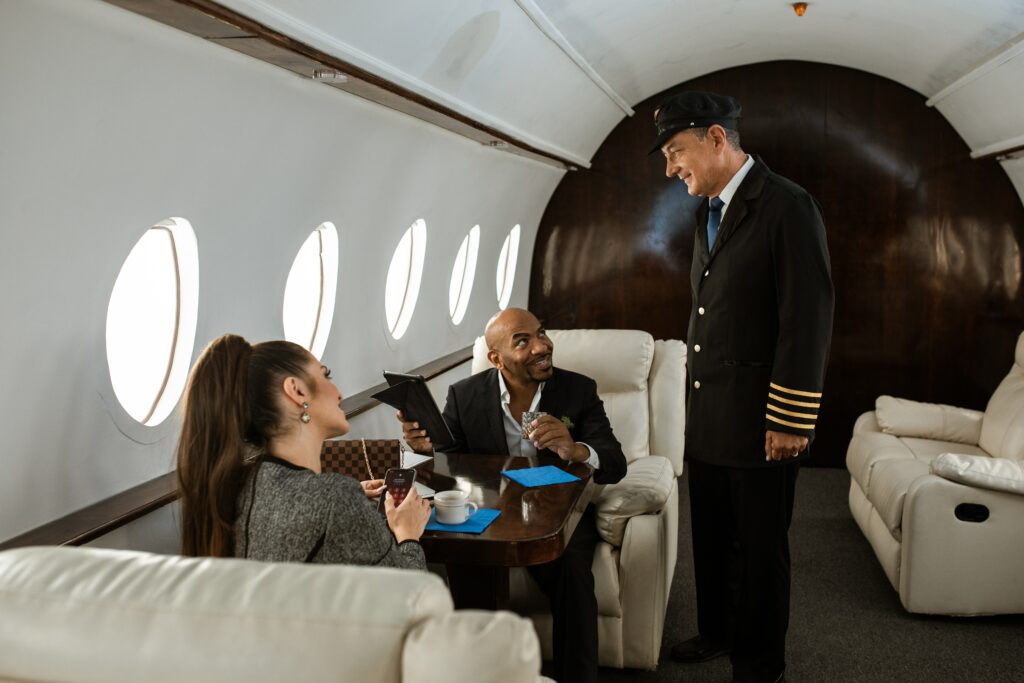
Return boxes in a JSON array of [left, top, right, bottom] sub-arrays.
[[176, 334, 430, 569]]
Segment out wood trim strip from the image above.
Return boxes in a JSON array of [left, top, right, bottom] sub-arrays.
[[0, 473, 180, 551], [343, 344, 475, 420], [102, 0, 579, 170], [0, 345, 474, 550]]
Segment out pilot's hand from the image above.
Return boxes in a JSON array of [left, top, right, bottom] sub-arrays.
[[528, 415, 588, 462], [385, 488, 431, 543], [360, 479, 385, 499], [397, 409, 433, 454], [765, 430, 808, 461]]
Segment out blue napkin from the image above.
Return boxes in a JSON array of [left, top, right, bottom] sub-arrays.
[[425, 508, 501, 534], [501, 465, 580, 488]]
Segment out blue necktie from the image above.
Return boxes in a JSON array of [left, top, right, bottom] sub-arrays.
[[707, 196, 725, 250]]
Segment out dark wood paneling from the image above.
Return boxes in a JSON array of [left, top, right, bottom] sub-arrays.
[[105, 0, 254, 38], [530, 61, 1024, 467], [0, 346, 473, 549]]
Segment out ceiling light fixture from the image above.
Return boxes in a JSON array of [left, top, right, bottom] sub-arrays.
[[793, 2, 808, 16]]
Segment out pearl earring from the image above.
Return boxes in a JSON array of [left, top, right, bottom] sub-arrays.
[[301, 402, 311, 424]]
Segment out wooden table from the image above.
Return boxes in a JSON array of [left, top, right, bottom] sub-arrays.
[[413, 452, 595, 609]]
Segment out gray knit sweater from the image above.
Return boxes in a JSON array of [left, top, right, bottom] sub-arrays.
[[234, 455, 426, 570]]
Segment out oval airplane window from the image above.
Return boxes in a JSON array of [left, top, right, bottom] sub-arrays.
[[283, 222, 339, 360], [448, 224, 480, 326], [105, 217, 199, 426], [385, 219, 427, 340], [496, 224, 521, 309]]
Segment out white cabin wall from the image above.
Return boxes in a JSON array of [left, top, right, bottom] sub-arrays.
[[0, 0, 559, 542]]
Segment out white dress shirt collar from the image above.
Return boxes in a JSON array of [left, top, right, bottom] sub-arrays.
[[497, 371, 544, 457], [717, 154, 754, 215]]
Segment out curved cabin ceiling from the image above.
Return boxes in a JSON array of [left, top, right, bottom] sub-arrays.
[[536, 0, 1022, 105], [219, 0, 1024, 188]]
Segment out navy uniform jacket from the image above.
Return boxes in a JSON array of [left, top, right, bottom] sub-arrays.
[[439, 367, 628, 485], [686, 157, 834, 468]]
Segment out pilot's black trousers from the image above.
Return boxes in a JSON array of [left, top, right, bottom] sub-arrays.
[[527, 505, 599, 683], [688, 459, 799, 683]]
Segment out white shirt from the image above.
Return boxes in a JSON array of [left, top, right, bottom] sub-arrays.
[[716, 154, 755, 220], [497, 371, 601, 468]]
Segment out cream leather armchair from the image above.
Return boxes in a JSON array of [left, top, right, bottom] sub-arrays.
[[846, 332, 1024, 615], [0, 546, 548, 683], [472, 328, 686, 670]]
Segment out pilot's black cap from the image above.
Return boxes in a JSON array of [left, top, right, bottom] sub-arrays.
[[648, 90, 741, 154]]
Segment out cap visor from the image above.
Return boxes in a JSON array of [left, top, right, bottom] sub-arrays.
[[647, 127, 681, 155]]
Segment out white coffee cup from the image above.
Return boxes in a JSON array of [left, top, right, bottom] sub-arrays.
[[434, 489, 479, 525]]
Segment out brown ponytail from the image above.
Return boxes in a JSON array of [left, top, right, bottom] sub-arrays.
[[176, 334, 313, 557]]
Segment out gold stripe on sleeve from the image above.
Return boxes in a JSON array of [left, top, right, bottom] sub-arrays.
[[768, 392, 820, 409], [769, 382, 823, 398], [767, 404, 818, 420], [766, 414, 816, 430]]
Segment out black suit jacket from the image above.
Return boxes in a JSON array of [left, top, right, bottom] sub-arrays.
[[439, 367, 627, 485], [686, 157, 835, 468]]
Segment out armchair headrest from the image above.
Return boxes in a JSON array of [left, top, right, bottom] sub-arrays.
[[472, 329, 654, 393], [472, 329, 659, 463]]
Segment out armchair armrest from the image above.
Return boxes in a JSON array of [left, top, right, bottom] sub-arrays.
[[594, 456, 674, 546], [403, 610, 543, 683], [901, 473, 1024, 614], [930, 453, 1024, 496], [875, 395, 983, 445]]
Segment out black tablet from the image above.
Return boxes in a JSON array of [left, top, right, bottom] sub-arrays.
[[373, 372, 455, 449], [383, 370, 424, 387]]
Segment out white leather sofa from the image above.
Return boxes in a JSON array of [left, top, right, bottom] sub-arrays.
[[846, 332, 1024, 615], [0, 546, 548, 683], [472, 328, 686, 669]]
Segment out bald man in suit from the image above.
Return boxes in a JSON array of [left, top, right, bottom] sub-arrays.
[[400, 308, 626, 683]]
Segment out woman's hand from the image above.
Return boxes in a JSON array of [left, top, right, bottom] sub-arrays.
[[385, 487, 431, 543], [360, 479, 385, 499]]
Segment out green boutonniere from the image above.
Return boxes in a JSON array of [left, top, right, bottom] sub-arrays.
[[560, 415, 575, 430]]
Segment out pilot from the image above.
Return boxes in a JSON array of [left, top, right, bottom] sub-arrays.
[[399, 307, 627, 683], [652, 91, 834, 682]]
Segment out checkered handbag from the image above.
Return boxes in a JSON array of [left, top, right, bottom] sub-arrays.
[[320, 438, 403, 480]]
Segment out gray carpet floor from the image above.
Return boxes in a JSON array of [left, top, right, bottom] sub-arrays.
[[595, 468, 1024, 682]]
